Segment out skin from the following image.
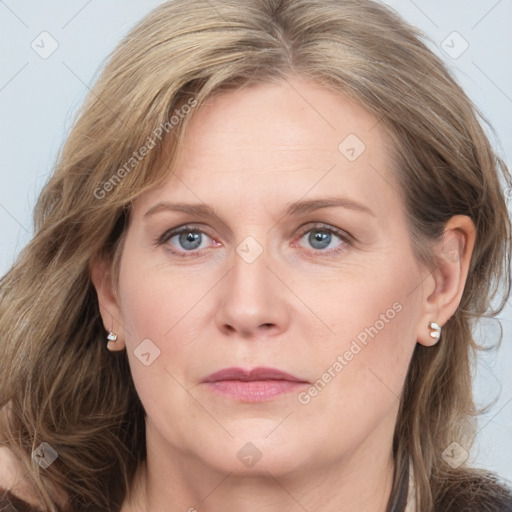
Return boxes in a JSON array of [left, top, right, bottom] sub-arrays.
[[92, 77, 475, 512]]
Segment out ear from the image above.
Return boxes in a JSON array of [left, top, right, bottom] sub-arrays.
[[416, 215, 476, 347], [90, 256, 126, 351]]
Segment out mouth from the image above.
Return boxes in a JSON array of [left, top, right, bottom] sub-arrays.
[[202, 367, 309, 402]]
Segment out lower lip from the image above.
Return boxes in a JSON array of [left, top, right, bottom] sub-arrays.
[[204, 380, 307, 402]]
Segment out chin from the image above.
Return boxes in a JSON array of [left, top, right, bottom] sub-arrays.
[[183, 427, 309, 476], [207, 449, 307, 478]]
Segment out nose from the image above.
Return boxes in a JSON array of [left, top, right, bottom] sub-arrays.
[[215, 243, 290, 339]]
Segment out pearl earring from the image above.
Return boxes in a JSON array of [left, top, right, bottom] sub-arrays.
[[428, 321, 441, 341]]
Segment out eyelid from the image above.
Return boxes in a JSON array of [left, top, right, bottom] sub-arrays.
[[295, 222, 353, 241]]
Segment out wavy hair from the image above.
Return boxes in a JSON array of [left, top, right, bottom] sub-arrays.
[[0, 0, 510, 510]]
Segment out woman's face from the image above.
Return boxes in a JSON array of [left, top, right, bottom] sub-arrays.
[[101, 78, 438, 476]]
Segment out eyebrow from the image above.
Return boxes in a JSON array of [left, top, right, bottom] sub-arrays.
[[144, 197, 375, 219]]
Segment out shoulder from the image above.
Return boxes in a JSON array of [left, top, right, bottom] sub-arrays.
[[0, 447, 43, 511]]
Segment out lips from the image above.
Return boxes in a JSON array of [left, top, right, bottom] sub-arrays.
[[202, 366, 308, 383], [202, 367, 310, 402]]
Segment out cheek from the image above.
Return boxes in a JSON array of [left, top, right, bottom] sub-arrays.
[[115, 260, 207, 435], [295, 299, 416, 459], [301, 256, 420, 409], [115, 250, 217, 401], [118, 251, 212, 343]]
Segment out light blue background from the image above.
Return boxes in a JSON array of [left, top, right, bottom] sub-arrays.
[[1, 0, 511, 482]]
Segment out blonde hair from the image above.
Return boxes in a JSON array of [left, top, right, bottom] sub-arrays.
[[0, 0, 510, 510]]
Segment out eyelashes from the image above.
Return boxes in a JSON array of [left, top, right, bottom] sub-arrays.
[[155, 223, 354, 258]]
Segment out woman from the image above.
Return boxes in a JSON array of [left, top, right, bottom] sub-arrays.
[[0, 0, 511, 510]]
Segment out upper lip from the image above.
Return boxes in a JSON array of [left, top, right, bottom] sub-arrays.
[[202, 367, 308, 383]]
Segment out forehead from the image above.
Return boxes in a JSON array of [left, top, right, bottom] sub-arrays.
[[134, 78, 402, 218]]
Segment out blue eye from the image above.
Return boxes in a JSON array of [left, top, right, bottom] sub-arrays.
[[297, 225, 348, 253], [158, 226, 214, 254], [157, 223, 352, 257]]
